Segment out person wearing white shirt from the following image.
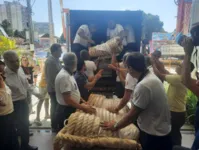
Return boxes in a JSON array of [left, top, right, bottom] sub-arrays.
[[108, 52, 137, 112], [3, 51, 38, 150], [72, 24, 96, 59], [107, 20, 127, 46], [55, 52, 96, 131], [80, 50, 97, 77], [101, 52, 172, 150], [124, 24, 137, 51]]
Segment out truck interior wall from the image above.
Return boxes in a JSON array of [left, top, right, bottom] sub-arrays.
[[70, 10, 143, 52]]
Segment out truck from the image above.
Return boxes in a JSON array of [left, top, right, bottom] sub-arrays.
[[63, 9, 144, 95]]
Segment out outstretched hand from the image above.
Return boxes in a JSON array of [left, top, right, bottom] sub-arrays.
[[182, 37, 194, 56], [100, 120, 117, 131], [106, 107, 119, 114]]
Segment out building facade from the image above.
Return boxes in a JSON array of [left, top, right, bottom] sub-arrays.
[[0, 1, 28, 31], [33, 22, 50, 34]]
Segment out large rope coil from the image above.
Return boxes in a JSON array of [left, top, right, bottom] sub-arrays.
[[54, 111, 141, 150], [87, 94, 129, 114], [89, 37, 123, 57]]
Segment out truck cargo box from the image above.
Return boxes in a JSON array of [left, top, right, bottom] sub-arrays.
[[66, 10, 143, 94]]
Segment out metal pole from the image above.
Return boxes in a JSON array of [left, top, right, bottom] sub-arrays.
[[26, 0, 34, 44], [48, 0, 55, 45]]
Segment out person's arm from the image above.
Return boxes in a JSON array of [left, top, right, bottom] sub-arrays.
[[45, 61, 59, 88], [84, 70, 103, 90], [152, 64, 166, 81], [62, 92, 95, 114], [111, 53, 118, 66], [118, 71, 126, 86], [154, 59, 170, 74], [101, 84, 149, 131], [115, 89, 132, 112], [0, 75, 6, 106]]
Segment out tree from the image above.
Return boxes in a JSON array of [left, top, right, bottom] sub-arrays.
[[14, 29, 26, 39], [0, 20, 13, 37], [143, 13, 165, 42], [0, 36, 16, 54], [59, 33, 66, 44]]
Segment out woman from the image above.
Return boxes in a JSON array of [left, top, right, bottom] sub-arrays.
[[34, 64, 50, 126], [21, 56, 34, 114]]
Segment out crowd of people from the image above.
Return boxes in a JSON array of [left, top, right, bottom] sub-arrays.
[[0, 20, 199, 150]]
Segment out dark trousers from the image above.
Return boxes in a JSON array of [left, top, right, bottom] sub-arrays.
[[13, 100, 29, 150], [194, 102, 199, 133], [71, 43, 87, 60], [115, 82, 124, 98], [55, 104, 76, 131], [0, 112, 20, 150], [192, 102, 199, 150], [192, 130, 199, 150], [48, 92, 58, 129], [140, 130, 172, 150], [170, 111, 186, 146]]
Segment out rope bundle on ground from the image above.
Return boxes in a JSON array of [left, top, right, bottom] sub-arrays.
[[54, 111, 140, 150], [89, 37, 123, 57], [87, 94, 129, 114]]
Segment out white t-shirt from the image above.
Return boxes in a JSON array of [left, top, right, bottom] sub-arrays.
[[132, 72, 171, 136], [124, 25, 136, 44], [55, 68, 81, 106], [73, 25, 91, 47], [85, 60, 97, 77], [107, 24, 127, 46]]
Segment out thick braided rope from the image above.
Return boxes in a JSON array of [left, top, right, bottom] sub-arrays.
[[55, 132, 141, 150], [54, 112, 141, 150], [88, 94, 128, 114]]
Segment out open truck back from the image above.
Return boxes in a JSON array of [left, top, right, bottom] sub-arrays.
[[64, 9, 143, 95]]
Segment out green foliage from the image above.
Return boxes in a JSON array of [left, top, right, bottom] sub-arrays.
[[186, 90, 198, 125], [1, 20, 13, 37], [143, 13, 165, 41], [0, 36, 16, 54], [14, 29, 26, 39]]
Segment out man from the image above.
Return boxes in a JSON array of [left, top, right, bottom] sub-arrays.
[[107, 20, 126, 46], [73, 24, 96, 59], [80, 50, 97, 78], [75, 59, 103, 101], [151, 50, 169, 74], [0, 60, 19, 150], [55, 53, 96, 131], [124, 24, 136, 51], [4, 51, 37, 150], [101, 52, 172, 150], [108, 52, 137, 112], [180, 37, 199, 150], [153, 62, 194, 146], [45, 43, 62, 132]]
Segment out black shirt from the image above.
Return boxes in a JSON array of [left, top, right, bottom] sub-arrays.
[[74, 71, 90, 101]]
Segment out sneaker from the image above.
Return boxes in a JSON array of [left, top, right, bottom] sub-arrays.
[[34, 119, 42, 126], [44, 115, 50, 119]]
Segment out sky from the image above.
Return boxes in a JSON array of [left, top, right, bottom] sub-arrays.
[[2, 0, 177, 36]]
